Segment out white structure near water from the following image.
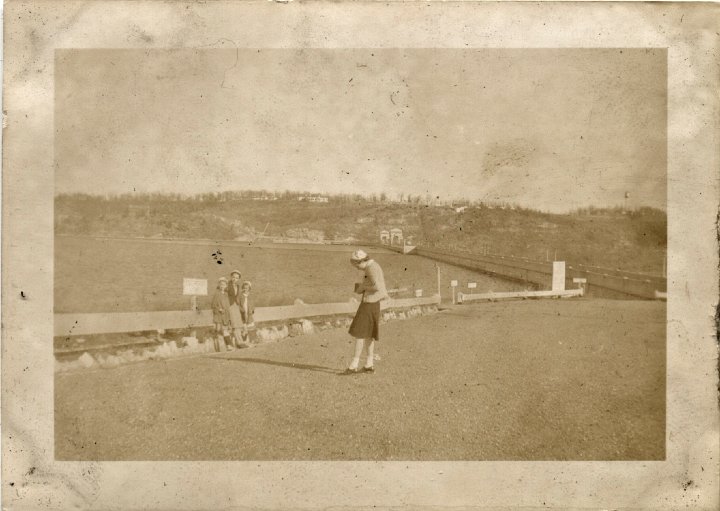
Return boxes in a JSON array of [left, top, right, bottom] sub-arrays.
[[552, 261, 566, 291], [390, 228, 403, 245], [380, 228, 404, 245]]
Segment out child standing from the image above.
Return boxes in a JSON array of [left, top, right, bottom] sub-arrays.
[[238, 281, 255, 345], [211, 277, 232, 352], [227, 269, 244, 348]]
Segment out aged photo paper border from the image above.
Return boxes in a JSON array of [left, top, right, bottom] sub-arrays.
[[2, 1, 719, 509]]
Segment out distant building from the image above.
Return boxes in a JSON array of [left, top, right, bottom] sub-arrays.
[[297, 196, 329, 203], [380, 230, 390, 244]]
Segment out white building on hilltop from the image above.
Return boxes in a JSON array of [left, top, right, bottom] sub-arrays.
[[298, 196, 329, 203]]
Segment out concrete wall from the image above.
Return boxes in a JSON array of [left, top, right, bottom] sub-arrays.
[[55, 304, 442, 372], [54, 295, 441, 337], [458, 288, 583, 303]]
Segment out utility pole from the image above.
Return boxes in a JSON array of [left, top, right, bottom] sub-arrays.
[[436, 264, 441, 300]]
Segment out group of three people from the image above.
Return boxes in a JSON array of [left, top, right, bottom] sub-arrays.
[[209, 249, 389, 373], [211, 270, 254, 350]]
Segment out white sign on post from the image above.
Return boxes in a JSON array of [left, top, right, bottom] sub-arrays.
[[468, 282, 477, 289], [183, 278, 208, 296]]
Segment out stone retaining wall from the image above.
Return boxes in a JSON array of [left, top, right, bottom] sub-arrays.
[[55, 304, 438, 373]]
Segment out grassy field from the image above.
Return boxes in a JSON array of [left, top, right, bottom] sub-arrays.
[[55, 236, 525, 313], [55, 194, 666, 273], [55, 299, 665, 460]]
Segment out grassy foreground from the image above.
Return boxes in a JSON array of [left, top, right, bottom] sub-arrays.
[[55, 299, 665, 460]]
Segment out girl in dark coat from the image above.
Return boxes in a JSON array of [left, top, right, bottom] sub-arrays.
[[211, 277, 232, 351]]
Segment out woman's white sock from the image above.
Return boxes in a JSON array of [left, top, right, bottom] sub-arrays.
[[365, 340, 375, 367]]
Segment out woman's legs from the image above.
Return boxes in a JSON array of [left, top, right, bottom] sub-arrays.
[[365, 340, 375, 369], [349, 338, 365, 370], [232, 328, 243, 348], [214, 324, 224, 351], [349, 338, 376, 370]]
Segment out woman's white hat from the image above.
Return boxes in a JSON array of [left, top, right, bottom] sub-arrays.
[[350, 249, 368, 261]]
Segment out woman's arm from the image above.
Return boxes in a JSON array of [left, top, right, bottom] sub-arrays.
[[363, 266, 382, 292]]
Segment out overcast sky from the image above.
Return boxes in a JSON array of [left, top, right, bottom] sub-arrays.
[[55, 48, 666, 212]]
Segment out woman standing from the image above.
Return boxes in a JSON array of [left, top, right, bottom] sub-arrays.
[[346, 250, 388, 373]]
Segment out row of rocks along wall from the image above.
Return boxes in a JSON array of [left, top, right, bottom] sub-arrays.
[[55, 305, 437, 373]]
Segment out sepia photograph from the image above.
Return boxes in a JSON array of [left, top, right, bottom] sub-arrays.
[[53, 48, 667, 461], [3, 2, 718, 509]]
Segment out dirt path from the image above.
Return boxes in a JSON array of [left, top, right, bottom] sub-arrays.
[[55, 299, 665, 460]]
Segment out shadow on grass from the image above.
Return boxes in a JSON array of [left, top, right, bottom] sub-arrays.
[[214, 356, 341, 374]]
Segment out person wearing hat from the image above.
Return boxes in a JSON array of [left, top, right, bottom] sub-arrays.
[[227, 269, 244, 348], [346, 249, 389, 373], [238, 280, 255, 343], [211, 277, 232, 351]]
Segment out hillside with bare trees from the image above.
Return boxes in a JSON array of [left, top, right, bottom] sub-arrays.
[[55, 192, 666, 273]]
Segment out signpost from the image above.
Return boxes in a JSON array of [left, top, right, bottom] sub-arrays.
[[183, 278, 208, 339], [450, 280, 458, 304], [183, 278, 208, 305], [468, 282, 477, 289]]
